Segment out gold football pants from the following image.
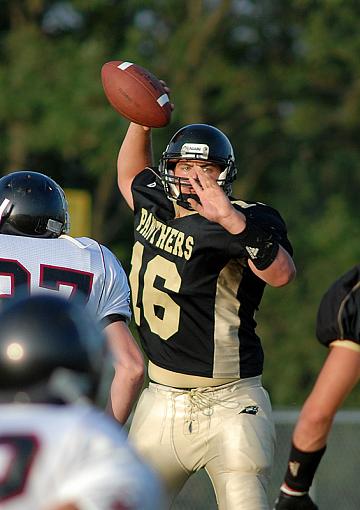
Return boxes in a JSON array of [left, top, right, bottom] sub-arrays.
[[129, 376, 275, 509]]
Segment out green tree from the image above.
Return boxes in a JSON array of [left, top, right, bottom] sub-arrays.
[[0, 0, 359, 406]]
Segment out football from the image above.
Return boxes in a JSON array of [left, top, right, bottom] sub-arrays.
[[101, 60, 172, 127]]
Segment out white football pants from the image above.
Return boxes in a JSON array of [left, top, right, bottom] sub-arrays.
[[129, 376, 275, 509]]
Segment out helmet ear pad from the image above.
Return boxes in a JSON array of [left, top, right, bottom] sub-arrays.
[[0, 171, 69, 238], [159, 124, 237, 208]]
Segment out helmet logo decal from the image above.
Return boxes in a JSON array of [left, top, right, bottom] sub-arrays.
[[0, 198, 11, 223], [181, 143, 209, 159], [46, 219, 63, 235]]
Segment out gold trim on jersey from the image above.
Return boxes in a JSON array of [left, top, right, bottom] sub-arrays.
[[213, 259, 243, 378], [330, 340, 360, 352], [337, 280, 360, 338], [173, 202, 197, 218], [148, 360, 239, 388], [231, 199, 258, 209]]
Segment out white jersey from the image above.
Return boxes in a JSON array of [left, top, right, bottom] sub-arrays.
[[0, 403, 165, 510], [0, 234, 131, 324]]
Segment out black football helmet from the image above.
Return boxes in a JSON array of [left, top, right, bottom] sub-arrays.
[[0, 171, 69, 238], [0, 294, 105, 403], [159, 124, 237, 209]]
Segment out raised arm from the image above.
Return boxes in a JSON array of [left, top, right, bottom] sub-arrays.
[[117, 123, 153, 210]]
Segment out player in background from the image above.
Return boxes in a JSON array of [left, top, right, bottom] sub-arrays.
[[0, 293, 165, 510], [117, 116, 296, 510], [274, 265, 360, 509], [0, 170, 144, 425]]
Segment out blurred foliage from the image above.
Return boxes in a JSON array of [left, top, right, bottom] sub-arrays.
[[0, 0, 359, 406]]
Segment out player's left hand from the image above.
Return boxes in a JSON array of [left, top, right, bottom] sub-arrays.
[[187, 169, 245, 231], [273, 491, 318, 510]]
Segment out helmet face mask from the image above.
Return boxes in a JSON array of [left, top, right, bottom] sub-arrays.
[[159, 124, 237, 209], [0, 171, 69, 238]]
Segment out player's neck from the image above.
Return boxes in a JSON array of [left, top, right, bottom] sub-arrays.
[[174, 203, 193, 218]]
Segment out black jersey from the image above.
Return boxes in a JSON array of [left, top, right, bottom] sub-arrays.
[[130, 168, 293, 379], [316, 265, 360, 347]]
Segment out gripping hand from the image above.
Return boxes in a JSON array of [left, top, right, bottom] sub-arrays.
[[273, 491, 318, 510]]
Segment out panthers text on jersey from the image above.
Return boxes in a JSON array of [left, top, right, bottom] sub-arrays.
[[316, 264, 360, 352], [0, 403, 164, 509], [130, 169, 293, 380], [0, 234, 131, 325]]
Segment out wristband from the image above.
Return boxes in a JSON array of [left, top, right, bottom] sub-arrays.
[[284, 443, 326, 492], [235, 219, 279, 270], [280, 484, 307, 497]]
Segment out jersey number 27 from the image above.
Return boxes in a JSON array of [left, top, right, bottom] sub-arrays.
[[0, 259, 93, 300]]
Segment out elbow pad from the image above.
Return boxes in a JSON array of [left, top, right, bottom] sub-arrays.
[[235, 219, 279, 270]]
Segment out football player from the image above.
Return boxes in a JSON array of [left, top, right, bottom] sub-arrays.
[[274, 265, 360, 510], [117, 120, 296, 509], [0, 294, 165, 510], [0, 170, 144, 424]]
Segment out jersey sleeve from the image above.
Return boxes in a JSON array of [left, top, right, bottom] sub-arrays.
[[97, 245, 132, 324], [131, 168, 164, 215], [316, 265, 360, 347]]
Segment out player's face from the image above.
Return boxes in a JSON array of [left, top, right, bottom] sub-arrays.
[[174, 160, 222, 182]]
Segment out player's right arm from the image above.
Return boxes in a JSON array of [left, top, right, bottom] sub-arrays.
[[97, 244, 144, 425], [105, 320, 145, 425], [273, 344, 359, 510], [274, 267, 360, 510], [117, 81, 172, 210], [293, 344, 360, 451], [117, 123, 153, 210]]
